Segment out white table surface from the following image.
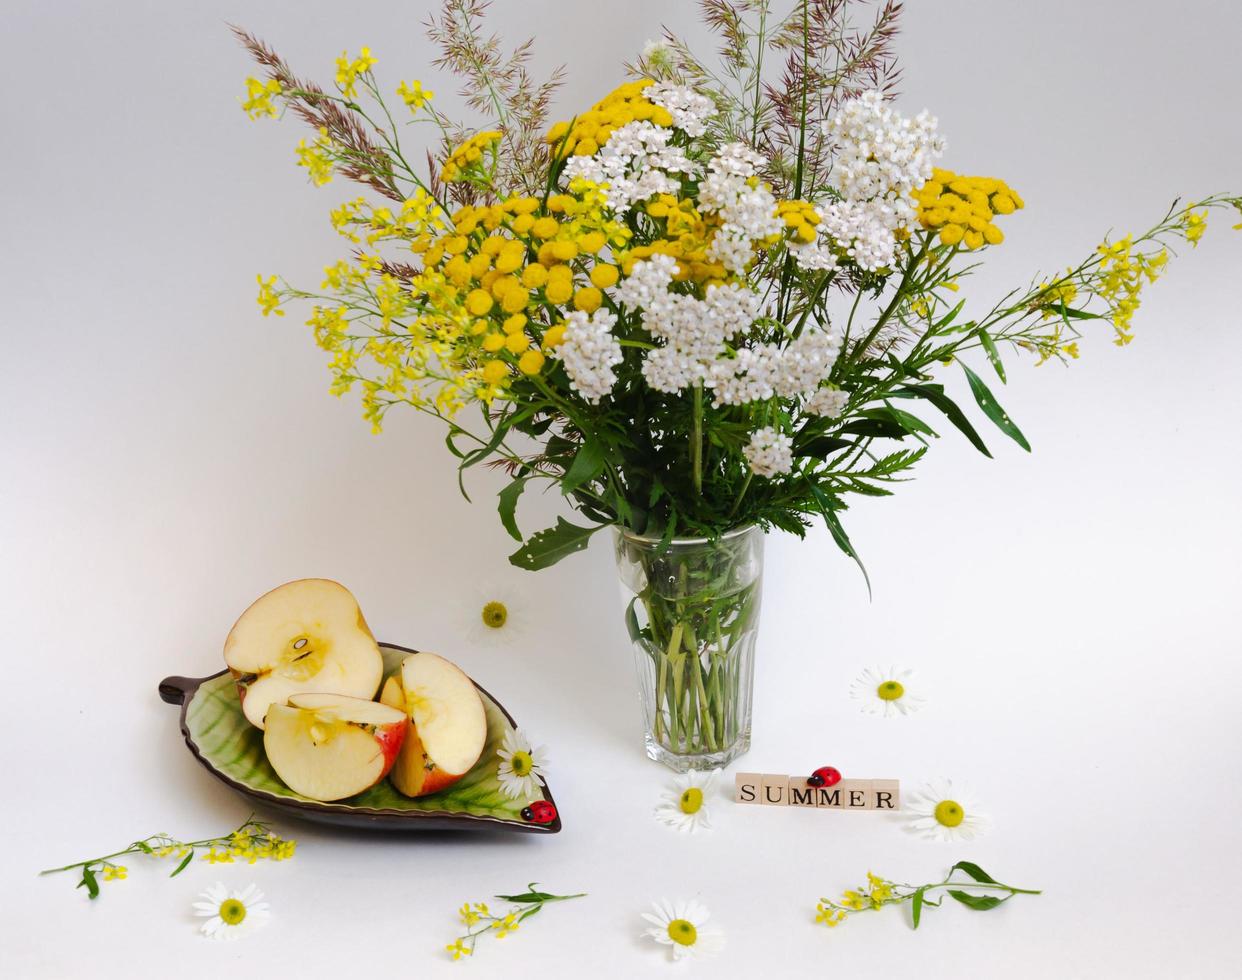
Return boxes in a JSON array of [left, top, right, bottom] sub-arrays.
[[3, 1, 1240, 976]]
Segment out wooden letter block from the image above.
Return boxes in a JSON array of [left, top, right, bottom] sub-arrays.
[[760, 774, 789, 806], [841, 779, 873, 810], [813, 785, 844, 809], [871, 779, 900, 811], [735, 772, 761, 805], [787, 781, 818, 807]]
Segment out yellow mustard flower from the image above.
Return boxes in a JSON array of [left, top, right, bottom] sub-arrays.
[[241, 77, 282, 119], [335, 47, 377, 98], [397, 79, 433, 110]]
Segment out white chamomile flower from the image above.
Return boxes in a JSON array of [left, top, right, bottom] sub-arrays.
[[903, 779, 992, 842], [641, 898, 724, 961], [465, 580, 525, 646], [849, 666, 926, 716], [654, 772, 715, 833], [192, 882, 270, 941], [496, 728, 548, 800]]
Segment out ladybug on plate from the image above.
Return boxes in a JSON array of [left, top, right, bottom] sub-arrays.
[[521, 800, 558, 824]]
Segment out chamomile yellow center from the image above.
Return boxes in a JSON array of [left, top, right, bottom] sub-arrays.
[[482, 601, 508, 629], [876, 680, 904, 701], [679, 787, 704, 814], [667, 918, 697, 946], [218, 899, 247, 925], [934, 799, 965, 827], [510, 750, 534, 777]]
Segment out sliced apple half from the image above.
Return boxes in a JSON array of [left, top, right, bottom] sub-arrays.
[[263, 693, 406, 802], [224, 579, 383, 730], [379, 652, 487, 797]]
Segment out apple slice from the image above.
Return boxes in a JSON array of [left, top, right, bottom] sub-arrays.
[[380, 652, 487, 797], [263, 693, 406, 801], [224, 579, 383, 730]]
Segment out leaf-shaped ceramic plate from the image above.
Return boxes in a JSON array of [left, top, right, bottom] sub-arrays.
[[159, 643, 561, 833]]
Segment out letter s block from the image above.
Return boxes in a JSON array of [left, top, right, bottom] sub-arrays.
[[735, 772, 761, 805]]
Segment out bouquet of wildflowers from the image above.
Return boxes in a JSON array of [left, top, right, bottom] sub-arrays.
[[238, 2, 1238, 765], [239, 2, 1237, 573]]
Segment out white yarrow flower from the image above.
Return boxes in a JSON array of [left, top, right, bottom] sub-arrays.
[[649, 82, 714, 137], [849, 666, 926, 716], [193, 883, 271, 941], [641, 899, 725, 960], [653, 772, 715, 833], [743, 427, 794, 478], [496, 728, 549, 800], [556, 309, 624, 403], [903, 779, 992, 842], [818, 91, 945, 270], [805, 386, 849, 418]]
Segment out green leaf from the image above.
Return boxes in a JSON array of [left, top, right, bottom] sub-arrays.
[[806, 482, 870, 595], [862, 406, 936, 438], [460, 413, 519, 471], [508, 518, 603, 571], [979, 328, 1006, 383], [949, 861, 998, 884], [935, 297, 967, 329], [947, 890, 1004, 911], [77, 867, 99, 900], [961, 362, 1031, 451], [624, 597, 642, 643], [839, 417, 908, 441], [495, 890, 554, 904], [793, 435, 852, 459], [561, 439, 606, 494], [497, 478, 528, 542], [169, 849, 195, 878], [894, 384, 991, 457], [911, 886, 926, 929], [1052, 303, 1103, 320]]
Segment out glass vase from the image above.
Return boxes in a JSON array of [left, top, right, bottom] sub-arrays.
[[613, 525, 764, 772]]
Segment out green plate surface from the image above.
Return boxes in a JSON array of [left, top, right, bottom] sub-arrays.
[[162, 643, 560, 833]]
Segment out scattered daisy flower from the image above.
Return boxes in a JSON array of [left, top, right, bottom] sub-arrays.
[[496, 728, 548, 800], [654, 772, 716, 833], [849, 666, 926, 716], [903, 779, 992, 842], [465, 580, 527, 646], [193, 882, 270, 941], [641, 898, 724, 961]]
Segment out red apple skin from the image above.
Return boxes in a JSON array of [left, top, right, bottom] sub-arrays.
[[374, 720, 406, 776]]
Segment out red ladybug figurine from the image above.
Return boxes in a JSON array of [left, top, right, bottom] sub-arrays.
[[521, 801, 558, 824], [807, 766, 842, 788]]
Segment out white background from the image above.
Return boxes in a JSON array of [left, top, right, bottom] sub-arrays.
[[3, 1, 1240, 977]]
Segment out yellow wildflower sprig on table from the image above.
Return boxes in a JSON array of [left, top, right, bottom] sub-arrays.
[[445, 883, 585, 960], [39, 814, 295, 900], [815, 862, 1039, 931]]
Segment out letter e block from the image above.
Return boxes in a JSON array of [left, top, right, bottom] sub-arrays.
[[841, 779, 873, 809]]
